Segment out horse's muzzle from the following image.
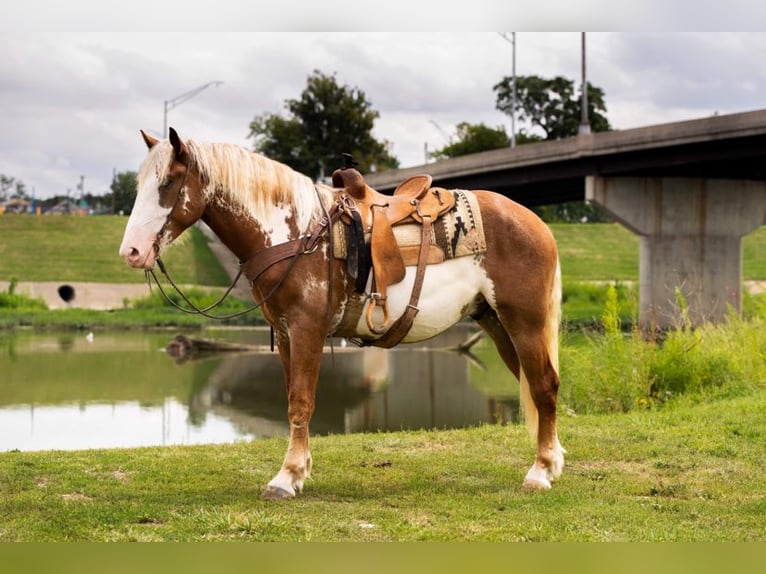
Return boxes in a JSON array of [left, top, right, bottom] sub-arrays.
[[119, 243, 157, 270]]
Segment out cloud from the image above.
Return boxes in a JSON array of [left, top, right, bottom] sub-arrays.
[[2, 31, 766, 200]]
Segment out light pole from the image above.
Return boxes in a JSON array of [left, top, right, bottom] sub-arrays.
[[578, 32, 591, 135], [163, 81, 223, 137], [425, 120, 451, 163], [498, 32, 516, 148], [429, 120, 451, 143]]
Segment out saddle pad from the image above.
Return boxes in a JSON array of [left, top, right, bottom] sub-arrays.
[[332, 189, 486, 262]]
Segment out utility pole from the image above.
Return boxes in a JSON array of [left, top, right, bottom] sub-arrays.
[[578, 32, 591, 135], [498, 32, 517, 147]]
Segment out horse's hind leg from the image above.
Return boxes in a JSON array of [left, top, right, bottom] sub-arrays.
[[478, 307, 564, 489], [512, 329, 565, 490], [476, 308, 520, 380]]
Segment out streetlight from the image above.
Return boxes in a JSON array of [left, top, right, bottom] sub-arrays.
[[163, 81, 224, 137], [497, 32, 516, 148], [429, 120, 451, 142], [578, 32, 591, 135], [425, 120, 451, 164]]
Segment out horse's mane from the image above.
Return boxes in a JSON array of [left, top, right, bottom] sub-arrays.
[[139, 139, 319, 228]]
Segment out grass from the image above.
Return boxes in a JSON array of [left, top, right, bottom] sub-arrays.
[[550, 223, 639, 282], [551, 223, 766, 281], [1, 215, 765, 542], [0, 214, 230, 285], [0, 214, 260, 329], [0, 390, 763, 541], [2, 215, 765, 330], [3, 216, 766, 285]]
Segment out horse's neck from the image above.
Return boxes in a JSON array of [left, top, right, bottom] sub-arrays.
[[201, 171, 322, 263]]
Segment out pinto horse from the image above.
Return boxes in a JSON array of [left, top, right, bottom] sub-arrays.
[[119, 128, 565, 499]]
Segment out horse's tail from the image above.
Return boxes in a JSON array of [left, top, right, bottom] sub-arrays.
[[519, 257, 562, 439]]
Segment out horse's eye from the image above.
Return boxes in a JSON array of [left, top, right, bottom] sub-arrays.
[[159, 180, 172, 191]]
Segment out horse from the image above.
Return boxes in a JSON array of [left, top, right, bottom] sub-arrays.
[[119, 128, 565, 499]]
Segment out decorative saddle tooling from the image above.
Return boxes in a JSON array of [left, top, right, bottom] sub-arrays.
[[240, 163, 487, 349], [330, 165, 487, 348]]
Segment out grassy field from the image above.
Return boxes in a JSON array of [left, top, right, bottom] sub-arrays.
[[1, 214, 765, 543], [2, 214, 765, 327], [3, 215, 766, 284], [0, 391, 763, 541], [0, 214, 230, 285]]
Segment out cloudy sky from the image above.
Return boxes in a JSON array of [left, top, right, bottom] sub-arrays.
[[1, 7, 765, 200]]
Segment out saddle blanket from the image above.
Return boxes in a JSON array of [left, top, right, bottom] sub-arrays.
[[332, 189, 487, 264]]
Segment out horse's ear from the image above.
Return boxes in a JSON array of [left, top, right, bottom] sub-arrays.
[[140, 129, 158, 149], [168, 127, 188, 161]]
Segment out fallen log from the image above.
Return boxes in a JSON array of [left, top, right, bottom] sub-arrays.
[[165, 334, 262, 363]]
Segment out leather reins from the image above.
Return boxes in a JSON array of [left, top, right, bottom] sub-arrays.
[[146, 170, 340, 322]]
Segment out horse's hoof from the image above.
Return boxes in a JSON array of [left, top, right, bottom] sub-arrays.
[[523, 466, 553, 490], [261, 485, 295, 500], [522, 478, 552, 490]]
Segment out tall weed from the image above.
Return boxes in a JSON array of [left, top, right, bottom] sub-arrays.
[[0, 278, 48, 310], [560, 284, 766, 415]]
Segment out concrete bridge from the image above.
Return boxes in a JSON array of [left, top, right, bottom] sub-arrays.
[[366, 109, 766, 328]]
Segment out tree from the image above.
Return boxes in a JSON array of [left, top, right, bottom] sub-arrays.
[[429, 122, 510, 160], [494, 75, 611, 140], [532, 201, 611, 223], [0, 175, 12, 201], [109, 171, 138, 215], [248, 70, 399, 180], [1, 174, 27, 202]]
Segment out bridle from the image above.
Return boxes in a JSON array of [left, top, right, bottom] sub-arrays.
[[145, 166, 341, 322]]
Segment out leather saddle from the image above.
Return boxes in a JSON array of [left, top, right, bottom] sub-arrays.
[[331, 166, 455, 347]]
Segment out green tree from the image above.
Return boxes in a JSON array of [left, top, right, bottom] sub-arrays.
[[429, 122, 510, 160], [109, 171, 138, 215], [494, 75, 611, 140], [0, 175, 13, 201], [532, 201, 611, 223], [248, 70, 399, 180], [1, 175, 27, 201]]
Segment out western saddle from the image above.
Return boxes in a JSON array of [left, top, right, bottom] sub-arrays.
[[331, 162, 455, 348]]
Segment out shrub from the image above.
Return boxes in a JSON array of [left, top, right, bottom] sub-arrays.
[[0, 279, 48, 310], [559, 286, 766, 415], [562, 281, 636, 327]]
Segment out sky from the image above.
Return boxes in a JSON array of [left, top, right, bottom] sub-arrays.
[[1, 5, 766, 200]]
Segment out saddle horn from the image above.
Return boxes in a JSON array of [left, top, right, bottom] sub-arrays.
[[341, 153, 358, 169]]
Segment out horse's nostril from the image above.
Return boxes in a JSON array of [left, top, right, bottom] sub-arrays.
[[120, 246, 140, 262]]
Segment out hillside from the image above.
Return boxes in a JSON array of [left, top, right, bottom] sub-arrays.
[[1, 214, 765, 285]]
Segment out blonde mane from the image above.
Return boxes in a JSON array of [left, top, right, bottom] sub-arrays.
[[138, 139, 320, 230]]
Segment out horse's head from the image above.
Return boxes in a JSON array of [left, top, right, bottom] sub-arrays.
[[119, 128, 206, 269]]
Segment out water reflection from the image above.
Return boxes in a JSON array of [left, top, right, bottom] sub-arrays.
[[0, 326, 519, 452]]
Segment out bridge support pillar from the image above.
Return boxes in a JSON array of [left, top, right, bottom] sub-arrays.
[[586, 176, 766, 329]]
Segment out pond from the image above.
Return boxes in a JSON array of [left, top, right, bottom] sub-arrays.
[[0, 325, 520, 452]]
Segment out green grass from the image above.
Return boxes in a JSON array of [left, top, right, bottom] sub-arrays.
[[550, 223, 639, 282], [0, 214, 255, 328], [743, 225, 766, 279], [3, 215, 764, 330], [0, 214, 230, 285], [1, 216, 765, 542], [552, 222, 766, 281], [0, 390, 763, 541], [3, 216, 766, 285]]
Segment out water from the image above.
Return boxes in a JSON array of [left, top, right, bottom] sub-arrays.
[[0, 326, 519, 452]]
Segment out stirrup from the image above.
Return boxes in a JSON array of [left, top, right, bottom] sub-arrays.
[[365, 292, 389, 334]]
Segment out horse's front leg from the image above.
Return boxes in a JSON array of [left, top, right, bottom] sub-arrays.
[[262, 329, 325, 500]]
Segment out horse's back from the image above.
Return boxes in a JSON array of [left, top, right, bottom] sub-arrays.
[[473, 189, 558, 261]]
